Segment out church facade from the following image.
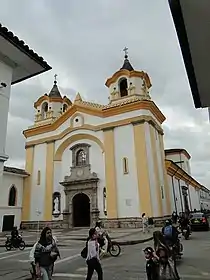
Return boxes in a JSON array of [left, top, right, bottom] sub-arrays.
[[21, 54, 201, 229]]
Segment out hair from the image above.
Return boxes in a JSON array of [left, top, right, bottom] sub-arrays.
[[142, 213, 146, 218], [39, 227, 52, 246], [153, 231, 170, 254], [89, 228, 96, 238]]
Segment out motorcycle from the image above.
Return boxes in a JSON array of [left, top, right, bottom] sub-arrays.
[[182, 227, 190, 240], [99, 235, 121, 257], [5, 234, 25, 251], [171, 237, 183, 260]]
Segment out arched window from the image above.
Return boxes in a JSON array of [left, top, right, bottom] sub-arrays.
[[41, 102, 48, 119], [119, 78, 128, 97], [8, 185, 17, 206], [63, 104, 68, 112], [76, 149, 87, 166]]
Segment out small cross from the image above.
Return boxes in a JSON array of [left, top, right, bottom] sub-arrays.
[[54, 74, 58, 82], [123, 47, 128, 56]]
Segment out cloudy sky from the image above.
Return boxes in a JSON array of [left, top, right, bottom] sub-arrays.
[[0, 0, 209, 186]]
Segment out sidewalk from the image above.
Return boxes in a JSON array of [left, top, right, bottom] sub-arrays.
[[0, 227, 159, 247]]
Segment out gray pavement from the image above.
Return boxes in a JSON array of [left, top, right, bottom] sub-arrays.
[[0, 230, 209, 279], [0, 228, 154, 247]]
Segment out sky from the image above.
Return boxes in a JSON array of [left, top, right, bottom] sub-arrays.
[[0, 0, 209, 186]]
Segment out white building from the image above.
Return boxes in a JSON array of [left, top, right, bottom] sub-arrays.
[[21, 53, 205, 229], [200, 186, 210, 211], [0, 23, 51, 231], [165, 149, 201, 214]]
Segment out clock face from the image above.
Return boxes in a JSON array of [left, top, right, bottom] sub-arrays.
[[77, 169, 84, 176]]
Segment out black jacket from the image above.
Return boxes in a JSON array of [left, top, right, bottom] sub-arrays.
[[145, 259, 159, 280]]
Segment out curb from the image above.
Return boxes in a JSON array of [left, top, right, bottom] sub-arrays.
[[0, 236, 153, 248]]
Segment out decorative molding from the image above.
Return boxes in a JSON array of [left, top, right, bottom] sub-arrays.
[[25, 115, 163, 147], [23, 100, 165, 138]]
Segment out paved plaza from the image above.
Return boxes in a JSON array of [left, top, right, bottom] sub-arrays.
[[0, 229, 209, 279]]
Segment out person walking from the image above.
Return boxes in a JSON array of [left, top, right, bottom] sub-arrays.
[[171, 212, 178, 224], [142, 213, 149, 233], [34, 227, 60, 280], [86, 228, 103, 280]]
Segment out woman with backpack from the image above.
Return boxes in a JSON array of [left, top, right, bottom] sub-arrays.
[[85, 228, 103, 280], [153, 231, 180, 280]]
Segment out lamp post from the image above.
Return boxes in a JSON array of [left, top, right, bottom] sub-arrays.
[[36, 209, 41, 240]]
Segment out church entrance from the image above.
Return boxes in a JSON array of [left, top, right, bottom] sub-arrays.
[[73, 193, 90, 227]]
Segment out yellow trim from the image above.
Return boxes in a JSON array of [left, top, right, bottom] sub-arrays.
[[23, 100, 165, 138], [122, 157, 129, 174], [25, 115, 163, 147], [44, 141, 55, 220], [34, 95, 72, 108], [159, 135, 171, 214], [149, 124, 163, 216], [21, 146, 34, 221], [165, 159, 202, 189], [105, 69, 152, 89], [165, 149, 191, 160], [103, 128, 118, 218], [133, 122, 152, 216], [54, 133, 104, 161]]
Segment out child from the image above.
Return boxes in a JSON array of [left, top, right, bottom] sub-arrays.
[[143, 247, 159, 280]]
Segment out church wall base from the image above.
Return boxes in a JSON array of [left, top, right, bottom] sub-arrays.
[[101, 216, 171, 229], [21, 215, 170, 230], [21, 220, 68, 230]]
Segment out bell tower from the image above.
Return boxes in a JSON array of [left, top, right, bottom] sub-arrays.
[[105, 47, 151, 104], [33, 75, 72, 126]]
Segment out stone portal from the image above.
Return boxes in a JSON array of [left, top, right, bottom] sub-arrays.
[[60, 143, 100, 228]]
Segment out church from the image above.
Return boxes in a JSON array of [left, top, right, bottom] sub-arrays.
[[19, 51, 202, 229]]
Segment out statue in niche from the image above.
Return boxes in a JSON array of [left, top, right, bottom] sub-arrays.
[[52, 192, 61, 216], [53, 197, 60, 214]]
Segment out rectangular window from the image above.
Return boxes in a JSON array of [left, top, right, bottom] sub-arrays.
[[37, 170, 41, 185], [123, 157, 129, 174], [161, 186, 164, 199]]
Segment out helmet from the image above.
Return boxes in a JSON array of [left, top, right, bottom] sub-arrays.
[[165, 219, 171, 226]]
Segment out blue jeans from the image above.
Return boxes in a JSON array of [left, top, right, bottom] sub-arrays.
[[40, 265, 53, 280]]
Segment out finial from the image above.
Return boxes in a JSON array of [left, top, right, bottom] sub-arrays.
[[123, 47, 128, 59], [54, 74, 58, 85], [74, 92, 82, 103]]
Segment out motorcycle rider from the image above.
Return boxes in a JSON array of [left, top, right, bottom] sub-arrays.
[[95, 221, 109, 253], [162, 220, 179, 246], [179, 212, 191, 236], [162, 219, 182, 260], [11, 226, 20, 247]]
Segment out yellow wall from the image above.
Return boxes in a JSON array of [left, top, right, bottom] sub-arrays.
[[133, 122, 153, 216], [149, 124, 163, 216], [103, 128, 118, 218], [159, 135, 171, 214], [21, 146, 34, 221], [44, 141, 55, 220]]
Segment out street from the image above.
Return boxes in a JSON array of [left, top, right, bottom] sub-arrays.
[[0, 231, 210, 279]]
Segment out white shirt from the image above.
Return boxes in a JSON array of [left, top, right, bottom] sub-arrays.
[[86, 240, 100, 261]]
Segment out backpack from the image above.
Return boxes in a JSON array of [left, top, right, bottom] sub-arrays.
[[164, 225, 172, 237], [81, 240, 88, 259]]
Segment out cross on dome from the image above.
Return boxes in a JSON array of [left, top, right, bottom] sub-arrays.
[[54, 74, 58, 84], [123, 47, 128, 58]]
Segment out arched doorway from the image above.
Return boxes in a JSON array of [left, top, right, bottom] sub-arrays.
[[72, 193, 90, 227]]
